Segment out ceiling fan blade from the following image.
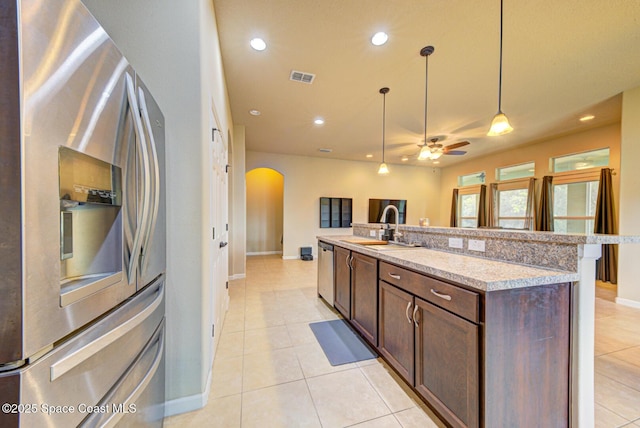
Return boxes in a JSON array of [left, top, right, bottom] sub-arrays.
[[444, 141, 470, 151], [444, 150, 467, 155]]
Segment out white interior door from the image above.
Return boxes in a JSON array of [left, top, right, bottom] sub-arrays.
[[208, 107, 229, 369]]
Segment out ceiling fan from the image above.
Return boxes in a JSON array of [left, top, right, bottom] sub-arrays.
[[417, 137, 470, 160]]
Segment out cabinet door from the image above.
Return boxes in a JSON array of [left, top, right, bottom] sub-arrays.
[[378, 281, 414, 384], [414, 298, 479, 428], [351, 252, 377, 345], [334, 246, 351, 319]]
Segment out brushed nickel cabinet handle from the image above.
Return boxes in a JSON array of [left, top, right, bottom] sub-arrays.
[[430, 289, 452, 301], [413, 305, 419, 327], [405, 301, 413, 324], [388, 273, 401, 280]]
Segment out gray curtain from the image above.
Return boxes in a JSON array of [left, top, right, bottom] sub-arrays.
[[594, 168, 618, 283], [536, 175, 554, 231], [487, 183, 498, 228], [450, 188, 459, 227], [524, 178, 537, 231], [477, 185, 487, 228]]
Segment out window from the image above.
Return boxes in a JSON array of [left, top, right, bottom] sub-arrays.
[[553, 181, 599, 233], [552, 148, 609, 173], [320, 197, 352, 228], [496, 162, 534, 181], [458, 171, 485, 187], [498, 188, 529, 229], [459, 193, 479, 228]]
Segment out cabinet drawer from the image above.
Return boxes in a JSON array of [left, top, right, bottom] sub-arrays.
[[379, 261, 479, 323]]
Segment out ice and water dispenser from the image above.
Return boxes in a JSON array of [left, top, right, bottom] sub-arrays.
[[58, 147, 124, 306]]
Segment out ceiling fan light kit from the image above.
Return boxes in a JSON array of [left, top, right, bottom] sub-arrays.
[[378, 87, 390, 175], [488, 0, 514, 136]]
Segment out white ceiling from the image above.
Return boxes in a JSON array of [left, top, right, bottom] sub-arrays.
[[213, 0, 640, 168]]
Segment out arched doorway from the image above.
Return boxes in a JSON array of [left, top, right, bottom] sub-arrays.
[[246, 168, 284, 255]]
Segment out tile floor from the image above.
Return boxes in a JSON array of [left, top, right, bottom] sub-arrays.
[[164, 256, 640, 428]]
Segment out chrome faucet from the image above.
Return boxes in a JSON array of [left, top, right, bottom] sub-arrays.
[[379, 205, 402, 240]]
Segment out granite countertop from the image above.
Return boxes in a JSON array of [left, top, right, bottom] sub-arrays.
[[318, 235, 579, 292]]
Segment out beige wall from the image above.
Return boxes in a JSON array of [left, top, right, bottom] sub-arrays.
[[229, 125, 246, 278], [618, 87, 640, 306], [246, 151, 441, 258], [246, 168, 284, 254], [82, 0, 234, 412], [438, 123, 621, 226]]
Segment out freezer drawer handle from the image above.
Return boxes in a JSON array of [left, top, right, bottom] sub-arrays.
[[86, 324, 165, 428], [50, 282, 164, 381]]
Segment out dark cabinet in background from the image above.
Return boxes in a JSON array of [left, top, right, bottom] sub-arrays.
[[334, 246, 351, 318], [320, 197, 352, 228], [350, 252, 377, 345]]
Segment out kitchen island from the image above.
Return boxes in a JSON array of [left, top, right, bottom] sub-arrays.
[[318, 224, 640, 428]]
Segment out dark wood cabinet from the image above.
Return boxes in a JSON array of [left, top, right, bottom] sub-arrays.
[[378, 280, 414, 383], [350, 252, 378, 345], [324, 241, 572, 428], [334, 246, 351, 318], [378, 261, 480, 428], [415, 298, 479, 428]]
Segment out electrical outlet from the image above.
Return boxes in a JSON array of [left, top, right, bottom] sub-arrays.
[[369, 230, 376, 237], [448, 238, 463, 249], [468, 239, 486, 252]]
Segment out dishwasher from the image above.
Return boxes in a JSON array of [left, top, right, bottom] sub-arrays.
[[317, 241, 334, 306]]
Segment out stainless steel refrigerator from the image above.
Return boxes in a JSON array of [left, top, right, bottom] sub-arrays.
[[1, 0, 166, 425]]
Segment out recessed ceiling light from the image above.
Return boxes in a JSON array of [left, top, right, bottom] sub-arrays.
[[366, 154, 373, 158], [432, 161, 440, 164], [250, 38, 267, 51], [249, 109, 261, 116], [371, 32, 389, 46], [318, 148, 332, 153], [314, 118, 325, 125], [579, 114, 595, 122], [401, 156, 409, 162]]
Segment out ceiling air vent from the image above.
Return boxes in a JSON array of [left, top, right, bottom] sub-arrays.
[[289, 70, 315, 84]]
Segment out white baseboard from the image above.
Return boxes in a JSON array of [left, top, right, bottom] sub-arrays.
[[228, 273, 246, 280], [246, 251, 282, 256], [164, 369, 212, 418], [615, 296, 640, 309]]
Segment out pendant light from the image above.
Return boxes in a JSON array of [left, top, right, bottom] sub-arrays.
[[418, 46, 435, 161], [378, 87, 390, 175], [487, 0, 513, 136]]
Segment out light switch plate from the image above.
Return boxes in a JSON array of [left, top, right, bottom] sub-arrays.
[[448, 238, 463, 249], [370, 230, 376, 237], [468, 239, 486, 252]]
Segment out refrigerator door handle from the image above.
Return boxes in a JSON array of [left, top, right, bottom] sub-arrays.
[[82, 322, 165, 428], [125, 73, 152, 284], [137, 87, 160, 275], [49, 281, 164, 381]]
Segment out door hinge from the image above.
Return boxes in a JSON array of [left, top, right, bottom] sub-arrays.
[[226, 281, 229, 289], [212, 227, 215, 240], [212, 324, 215, 338], [226, 223, 229, 231]]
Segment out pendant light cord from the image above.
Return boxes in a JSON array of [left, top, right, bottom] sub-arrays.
[[382, 91, 386, 162], [497, 0, 504, 113], [424, 53, 429, 145]]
